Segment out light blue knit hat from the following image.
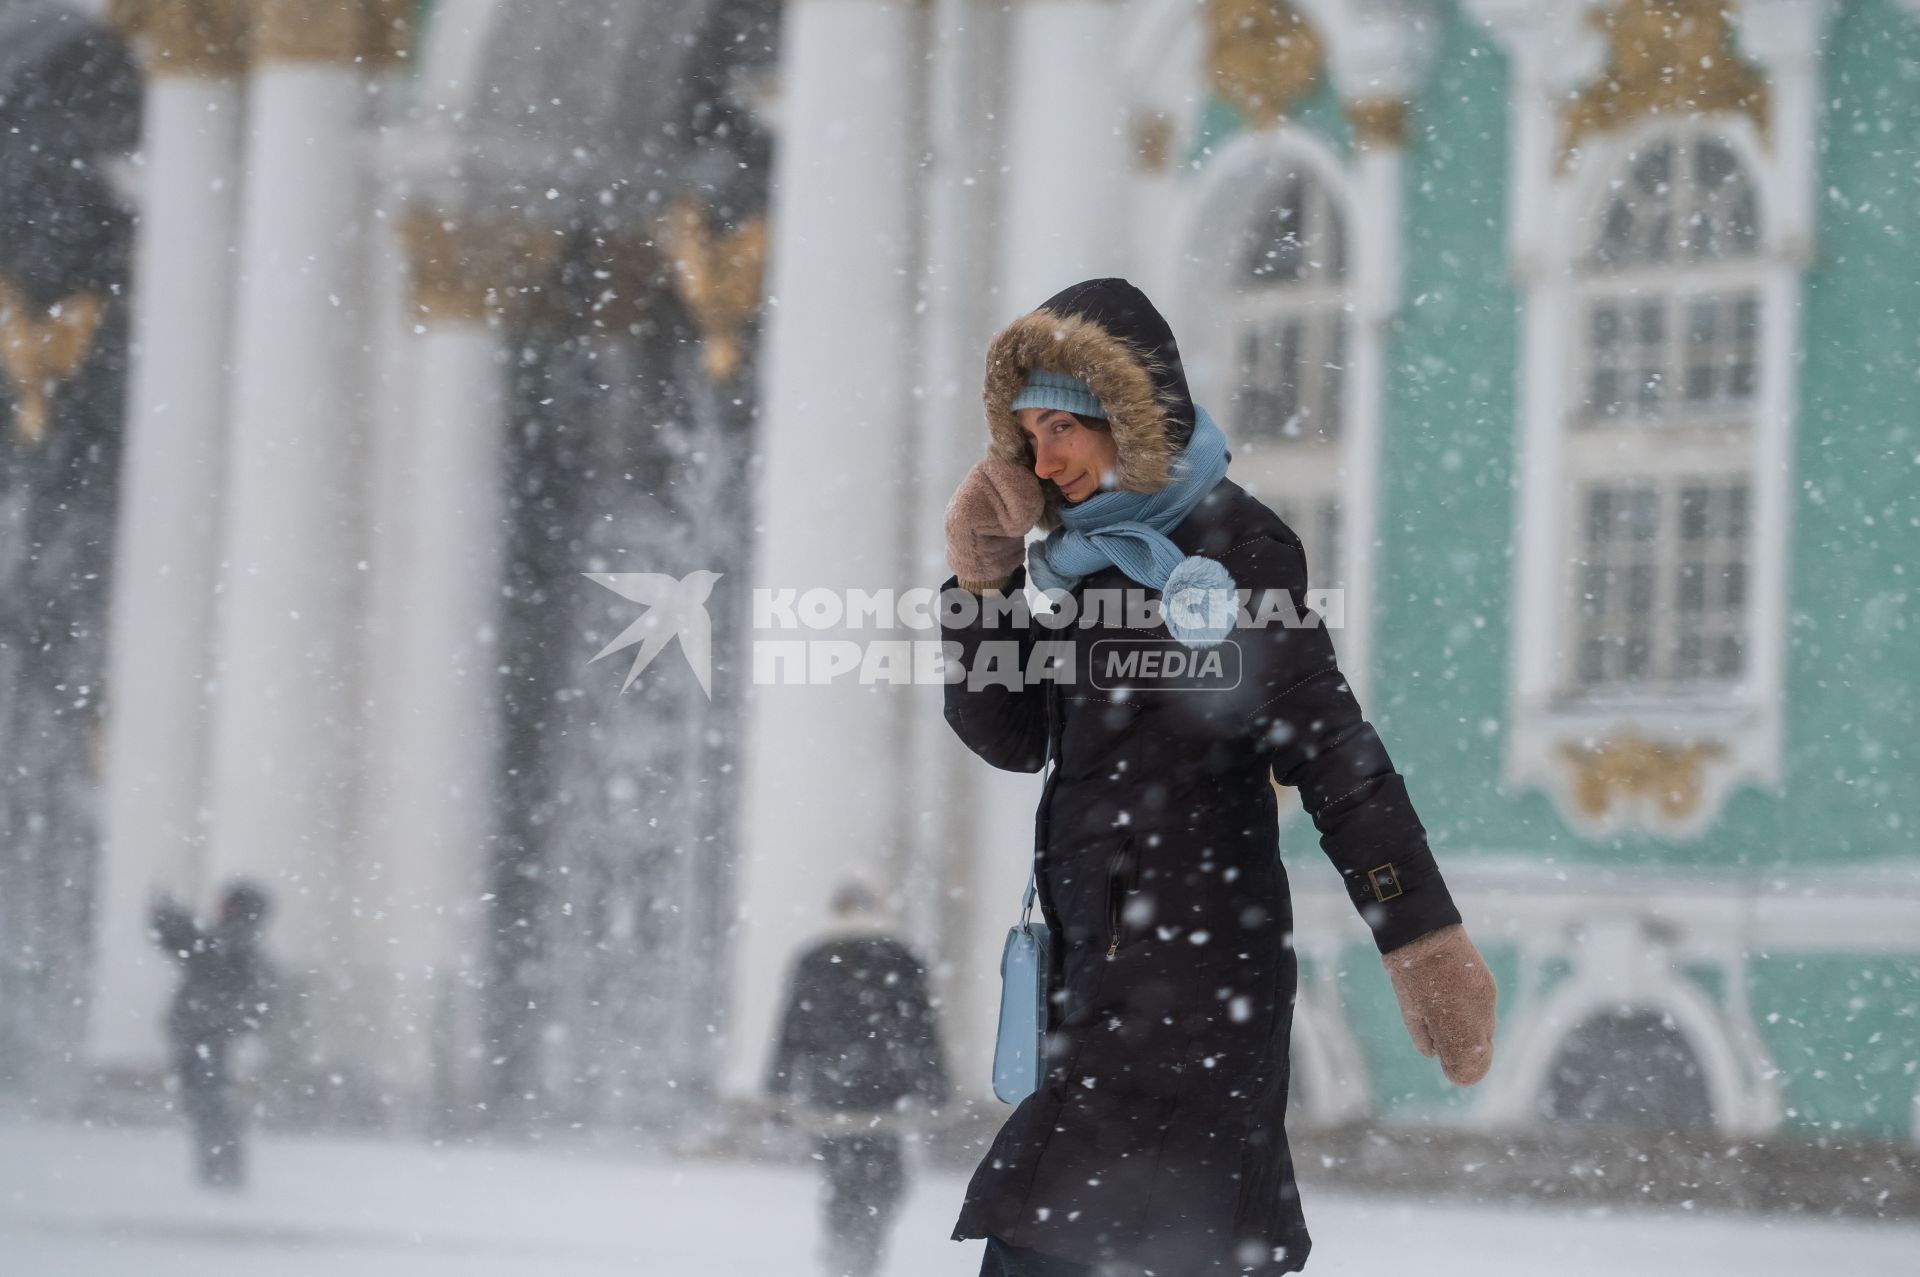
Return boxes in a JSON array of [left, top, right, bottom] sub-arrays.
[[1009, 369, 1107, 420]]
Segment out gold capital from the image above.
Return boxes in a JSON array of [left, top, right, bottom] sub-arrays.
[[109, 0, 251, 78], [401, 212, 564, 326], [1132, 113, 1175, 173], [250, 0, 410, 66], [0, 276, 106, 447], [660, 200, 768, 384], [359, 0, 412, 68], [1346, 99, 1408, 150]]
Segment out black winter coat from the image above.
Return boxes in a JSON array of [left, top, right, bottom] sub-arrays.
[[942, 279, 1462, 1274], [767, 930, 953, 1114]]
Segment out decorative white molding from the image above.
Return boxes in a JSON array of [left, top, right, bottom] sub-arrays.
[[1298, 0, 1443, 107], [1475, 913, 1783, 1134], [1290, 856, 1920, 1136]]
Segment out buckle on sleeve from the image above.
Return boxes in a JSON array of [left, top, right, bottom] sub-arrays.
[[1367, 863, 1403, 903]]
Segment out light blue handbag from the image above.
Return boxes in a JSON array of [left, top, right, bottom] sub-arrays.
[[992, 872, 1050, 1104]]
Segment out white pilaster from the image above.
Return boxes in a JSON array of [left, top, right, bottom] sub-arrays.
[[89, 47, 244, 1068], [724, 0, 925, 1099], [1337, 134, 1401, 704], [997, 0, 1131, 303], [204, 45, 367, 968]]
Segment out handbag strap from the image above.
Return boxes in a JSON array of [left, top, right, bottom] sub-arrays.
[[1021, 673, 1059, 929]]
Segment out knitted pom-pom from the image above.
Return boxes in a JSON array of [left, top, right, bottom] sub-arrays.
[[1162, 554, 1238, 649]]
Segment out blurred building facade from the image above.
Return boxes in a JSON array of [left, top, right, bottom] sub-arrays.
[[0, 0, 1916, 1150], [731, 0, 1920, 1151]]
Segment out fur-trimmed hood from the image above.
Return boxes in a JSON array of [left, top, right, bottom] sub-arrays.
[[981, 278, 1198, 533]]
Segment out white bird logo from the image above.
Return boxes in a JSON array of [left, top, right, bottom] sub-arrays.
[[583, 570, 724, 698]]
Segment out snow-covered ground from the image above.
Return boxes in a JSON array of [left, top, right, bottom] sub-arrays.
[[1, 1122, 1914, 1277]]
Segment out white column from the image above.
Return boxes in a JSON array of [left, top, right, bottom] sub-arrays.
[[357, 211, 518, 1110], [913, 0, 1042, 1101], [996, 0, 1131, 304], [203, 4, 369, 967], [89, 3, 246, 1067], [977, 3, 1131, 1091], [723, 0, 923, 1099]]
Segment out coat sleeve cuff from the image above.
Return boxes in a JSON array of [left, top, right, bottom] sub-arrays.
[[1342, 849, 1464, 955]]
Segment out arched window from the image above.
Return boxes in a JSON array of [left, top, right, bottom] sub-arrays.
[[1220, 165, 1349, 587], [1564, 132, 1762, 696]]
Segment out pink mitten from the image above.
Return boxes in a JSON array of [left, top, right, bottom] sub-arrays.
[[944, 457, 1044, 592], [1382, 923, 1498, 1086]]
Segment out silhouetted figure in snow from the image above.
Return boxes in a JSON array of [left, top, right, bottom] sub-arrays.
[[768, 880, 952, 1277], [150, 880, 276, 1189]]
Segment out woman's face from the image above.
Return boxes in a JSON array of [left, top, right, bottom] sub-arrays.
[[1016, 408, 1119, 505]]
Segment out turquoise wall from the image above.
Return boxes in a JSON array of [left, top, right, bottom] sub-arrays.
[[1782, 0, 1920, 869], [1370, 6, 1527, 868], [1753, 953, 1920, 1141]]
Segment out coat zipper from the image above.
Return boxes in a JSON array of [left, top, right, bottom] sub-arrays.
[[1106, 835, 1137, 959]]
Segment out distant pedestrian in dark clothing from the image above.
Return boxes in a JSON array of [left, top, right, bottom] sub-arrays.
[[768, 880, 953, 1277], [150, 880, 276, 1189]]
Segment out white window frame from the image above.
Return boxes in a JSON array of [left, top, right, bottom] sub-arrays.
[[1560, 131, 1766, 705], [1506, 114, 1801, 837], [1165, 127, 1389, 703]]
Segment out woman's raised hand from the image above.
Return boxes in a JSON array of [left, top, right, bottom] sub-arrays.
[[944, 457, 1044, 593]]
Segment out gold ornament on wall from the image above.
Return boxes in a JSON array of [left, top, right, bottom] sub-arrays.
[[660, 199, 768, 384], [1207, 0, 1325, 131], [1559, 729, 1728, 823], [1561, 0, 1770, 167], [0, 276, 105, 447], [1346, 98, 1409, 150]]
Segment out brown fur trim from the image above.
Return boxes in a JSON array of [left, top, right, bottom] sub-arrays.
[[981, 309, 1185, 532]]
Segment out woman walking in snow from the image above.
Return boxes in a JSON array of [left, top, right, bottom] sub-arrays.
[[939, 278, 1498, 1276]]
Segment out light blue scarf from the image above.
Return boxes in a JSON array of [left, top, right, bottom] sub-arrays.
[[1027, 404, 1239, 647]]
